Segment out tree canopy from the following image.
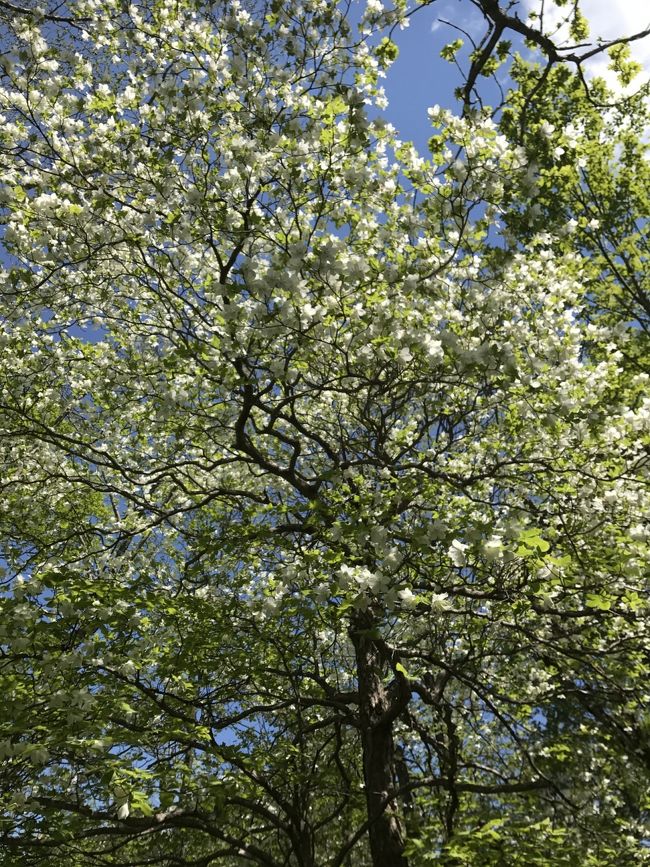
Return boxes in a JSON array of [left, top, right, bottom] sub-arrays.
[[0, 1, 648, 865]]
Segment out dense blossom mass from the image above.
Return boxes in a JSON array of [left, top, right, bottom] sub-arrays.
[[0, 1, 648, 865]]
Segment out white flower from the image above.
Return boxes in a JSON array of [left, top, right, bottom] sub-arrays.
[[301, 302, 323, 324], [422, 334, 443, 362], [338, 565, 384, 592], [381, 547, 403, 571], [564, 124, 579, 148], [120, 660, 137, 677], [629, 524, 648, 541], [355, 567, 374, 589], [365, 0, 384, 14], [482, 537, 503, 561], [397, 588, 417, 608], [428, 520, 447, 540], [121, 85, 136, 103], [314, 583, 330, 603], [448, 539, 468, 567], [430, 593, 452, 611]]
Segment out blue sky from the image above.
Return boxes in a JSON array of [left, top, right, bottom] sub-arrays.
[[382, 7, 465, 152]]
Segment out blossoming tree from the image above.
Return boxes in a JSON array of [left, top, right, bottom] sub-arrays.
[[0, 1, 648, 865]]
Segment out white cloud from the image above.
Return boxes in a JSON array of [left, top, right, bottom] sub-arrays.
[[430, 3, 485, 37], [524, 0, 650, 89]]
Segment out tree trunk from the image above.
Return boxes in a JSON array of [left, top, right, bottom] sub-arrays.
[[352, 621, 409, 867]]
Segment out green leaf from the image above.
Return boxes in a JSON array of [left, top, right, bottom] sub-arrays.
[[376, 37, 399, 66], [130, 791, 153, 817], [516, 528, 551, 556], [440, 39, 463, 62], [585, 594, 612, 611]]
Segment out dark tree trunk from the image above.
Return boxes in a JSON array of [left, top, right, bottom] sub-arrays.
[[352, 621, 409, 867]]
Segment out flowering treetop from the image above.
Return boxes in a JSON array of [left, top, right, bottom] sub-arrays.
[[0, 1, 648, 865]]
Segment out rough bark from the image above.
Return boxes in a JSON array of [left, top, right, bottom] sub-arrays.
[[351, 620, 409, 867]]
